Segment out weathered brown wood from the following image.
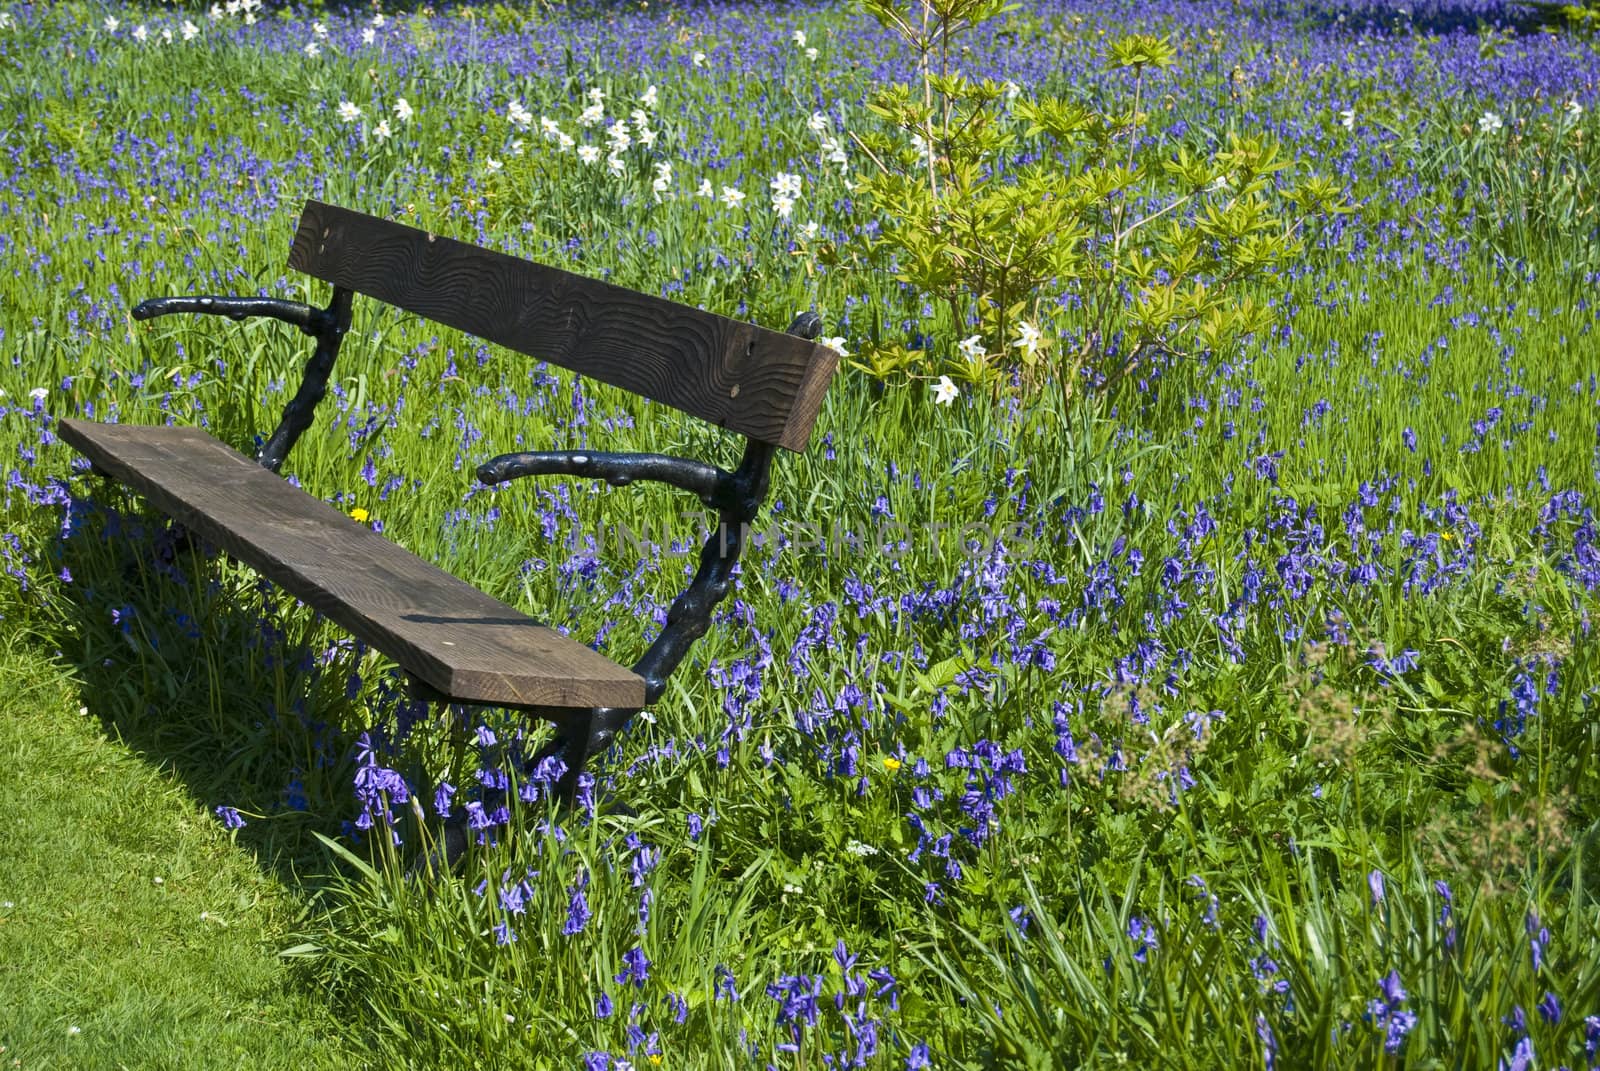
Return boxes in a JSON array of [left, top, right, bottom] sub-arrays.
[[59, 419, 645, 710], [286, 200, 837, 453]]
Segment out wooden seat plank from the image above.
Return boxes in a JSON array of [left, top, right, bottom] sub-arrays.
[[58, 419, 645, 711], [286, 200, 838, 453]]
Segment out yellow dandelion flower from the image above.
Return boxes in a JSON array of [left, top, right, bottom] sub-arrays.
[[883, 757, 902, 772], [349, 507, 371, 523]]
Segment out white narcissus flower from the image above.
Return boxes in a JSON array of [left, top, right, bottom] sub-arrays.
[[772, 195, 795, 219], [103, 15, 118, 32], [29, 387, 48, 401], [586, 87, 605, 104], [1565, 100, 1583, 121], [720, 185, 746, 208], [957, 335, 985, 360], [606, 154, 625, 175], [578, 102, 604, 127], [312, 20, 327, 38], [373, 119, 392, 141], [132, 23, 148, 43], [1339, 108, 1355, 129], [393, 97, 413, 122], [792, 29, 806, 47], [692, 50, 706, 68], [933, 375, 960, 406], [304, 40, 320, 57], [540, 116, 562, 141], [372, 13, 386, 28], [808, 111, 830, 134], [557, 132, 575, 152], [1478, 111, 1503, 134], [770, 172, 802, 199], [820, 336, 849, 356], [640, 85, 657, 109], [484, 157, 503, 174], [696, 178, 714, 197], [507, 99, 533, 129], [577, 144, 601, 164], [336, 100, 361, 124], [1003, 80, 1022, 101], [182, 20, 200, 40], [800, 221, 820, 240], [805, 47, 818, 61], [821, 134, 847, 170], [1013, 320, 1042, 356], [361, 27, 375, 45]]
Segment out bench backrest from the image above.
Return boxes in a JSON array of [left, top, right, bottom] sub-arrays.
[[287, 201, 837, 452]]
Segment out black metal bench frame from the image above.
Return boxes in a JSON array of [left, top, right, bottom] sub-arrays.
[[61, 200, 837, 843]]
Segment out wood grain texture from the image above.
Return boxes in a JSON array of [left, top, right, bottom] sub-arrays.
[[287, 200, 838, 452], [59, 419, 645, 710]]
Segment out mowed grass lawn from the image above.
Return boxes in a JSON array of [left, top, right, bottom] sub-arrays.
[[0, 643, 352, 1070]]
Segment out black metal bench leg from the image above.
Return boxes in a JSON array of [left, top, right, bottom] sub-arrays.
[[552, 706, 637, 807]]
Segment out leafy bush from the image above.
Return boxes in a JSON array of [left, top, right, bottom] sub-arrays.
[[842, 0, 1347, 398]]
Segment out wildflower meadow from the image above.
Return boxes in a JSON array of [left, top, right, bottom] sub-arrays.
[[1, 0, 1598, 1068]]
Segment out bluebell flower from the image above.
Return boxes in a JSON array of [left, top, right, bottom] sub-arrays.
[[214, 805, 246, 830], [595, 993, 613, 1019], [1127, 916, 1157, 963], [615, 946, 651, 988], [1256, 1013, 1277, 1071], [564, 876, 591, 936], [1366, 971, 1415, 1054], [1528, 913, 1550, 971], [1499, 1035, 1533, 1071], [714, 964, 739, 1002], [766, 974, 822, 1028]]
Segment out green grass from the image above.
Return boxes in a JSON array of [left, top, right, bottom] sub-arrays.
[[1, 1, 1599, 1067], [0, 642, 353, 1070]]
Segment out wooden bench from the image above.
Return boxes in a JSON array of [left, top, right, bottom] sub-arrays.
[[61, 199, 838, 827]]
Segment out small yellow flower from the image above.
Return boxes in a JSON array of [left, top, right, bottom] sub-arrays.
[[349, 507, 371, 523], [883, 757, 902, 772], [648, 1057, 663, 1067]]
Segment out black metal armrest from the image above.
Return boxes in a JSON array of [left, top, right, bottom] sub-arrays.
[[132, 296, 338, 338], [478, 451, 734, 508], [132, 290, 355, 473]]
